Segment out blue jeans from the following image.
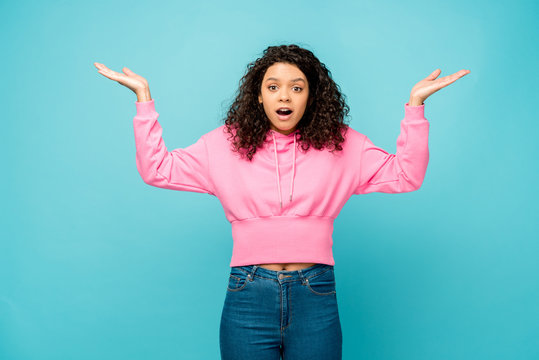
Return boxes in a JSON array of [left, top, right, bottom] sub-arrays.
[[219, 263, 342, 359]]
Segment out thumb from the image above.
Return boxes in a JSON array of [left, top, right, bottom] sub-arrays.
[[122, 67, 134, 76], [425, 69, 441, 81]]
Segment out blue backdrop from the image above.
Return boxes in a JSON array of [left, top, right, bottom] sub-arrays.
[[2, 0, 537, 359]]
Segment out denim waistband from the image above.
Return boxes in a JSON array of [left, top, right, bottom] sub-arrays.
[[234, 263, 333, 281]]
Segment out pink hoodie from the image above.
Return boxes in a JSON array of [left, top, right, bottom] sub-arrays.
[[133, 99, 429, 267]]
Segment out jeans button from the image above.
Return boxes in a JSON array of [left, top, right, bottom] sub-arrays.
[[278, 274, 284, 279]]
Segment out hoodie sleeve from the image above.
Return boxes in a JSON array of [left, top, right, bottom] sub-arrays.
[[353, 102, 430, 195], [133, 99, 216, 196]]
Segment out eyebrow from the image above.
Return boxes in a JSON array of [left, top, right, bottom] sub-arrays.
[[265, 77, 306, 83]]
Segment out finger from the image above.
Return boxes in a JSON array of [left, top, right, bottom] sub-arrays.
[[96, 63, 121, 77], [444, 69, 468, 78], [122, 67, 147, 85], [449, 70, 471, 82], [95, 63, 113, 75], [122, 67, 139, 78], [425, 69, 441, 81], [97, 67, 114, 79], [105, 67, 124, 79], [95, 63, 126, 79], [435, 71, 469, 89], [98, 68, 125, 82], [95, 62, 109, 70]]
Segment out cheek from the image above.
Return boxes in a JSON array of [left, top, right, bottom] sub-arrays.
[[299, 98, 309, 113], [264, 104, 274, 118]]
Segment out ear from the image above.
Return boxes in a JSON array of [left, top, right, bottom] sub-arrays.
[[258, 94, 262, 104]]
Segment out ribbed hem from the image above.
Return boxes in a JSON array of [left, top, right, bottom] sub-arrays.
[[135, 99, 156, 116], [229, 216, 336, 267], [404, 102, 426, 121]]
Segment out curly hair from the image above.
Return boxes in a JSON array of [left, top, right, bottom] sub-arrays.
[[222, 44, 351, 161]]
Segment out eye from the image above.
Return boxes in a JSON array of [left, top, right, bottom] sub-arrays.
[[268, 85, 277, 90], [293, 86, 302, 91]]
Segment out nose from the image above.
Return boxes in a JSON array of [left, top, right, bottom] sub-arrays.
[[279, 89, 290, 102]]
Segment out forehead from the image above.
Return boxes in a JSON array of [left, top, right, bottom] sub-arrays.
[[263, 62, 306, 82]]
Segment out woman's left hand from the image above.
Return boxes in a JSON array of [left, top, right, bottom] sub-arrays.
[[409, 69, 471, 105]]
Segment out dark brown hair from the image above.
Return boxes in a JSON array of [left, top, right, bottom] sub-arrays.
[[222, 44, 351, 161]]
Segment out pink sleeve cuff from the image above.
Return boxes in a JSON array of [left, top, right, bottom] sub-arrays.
[[404, 102, 426, 121], [135, 99, 157, 116]]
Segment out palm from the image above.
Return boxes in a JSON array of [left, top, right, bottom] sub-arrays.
[[411, 69, 471, 101], [94, 62, 148, 94]]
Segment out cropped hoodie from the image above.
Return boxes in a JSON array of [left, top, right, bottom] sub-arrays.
[[133, 99, 430, 267]]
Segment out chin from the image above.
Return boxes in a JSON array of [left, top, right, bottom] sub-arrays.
[[273, 125, 296, 131], [276, 126, 294, 131]]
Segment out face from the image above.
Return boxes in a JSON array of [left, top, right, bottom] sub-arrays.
[[258, 62, 309, 135]]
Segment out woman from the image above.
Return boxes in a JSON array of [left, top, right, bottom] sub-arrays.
[[94, 44, 469, 360]]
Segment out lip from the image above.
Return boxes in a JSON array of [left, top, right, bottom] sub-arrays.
[[276, 111, 293, 121], [276, 107, 293, 121]]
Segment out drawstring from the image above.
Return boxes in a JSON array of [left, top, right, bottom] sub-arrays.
[[272, 131, 297, 209], [272, 133, 282, 208], [290, 132, 296, 202]]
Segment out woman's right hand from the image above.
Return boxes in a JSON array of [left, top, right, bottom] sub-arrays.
[[94, 62, 152, 101]]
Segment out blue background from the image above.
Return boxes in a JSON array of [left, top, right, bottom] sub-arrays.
[[2, 0, 538, 359]]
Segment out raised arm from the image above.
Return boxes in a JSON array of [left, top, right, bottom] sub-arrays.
[[133, 100, 216, 195], [354, 67, 471, 194], [354, 103, 430, 194], [93, 62, 216, 196]]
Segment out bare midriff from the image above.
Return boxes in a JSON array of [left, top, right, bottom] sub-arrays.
[[256, 263, 318, 271]]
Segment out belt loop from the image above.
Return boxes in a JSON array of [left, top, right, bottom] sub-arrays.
[[298, 269, 306, 285], [249, 265, 258, 281]]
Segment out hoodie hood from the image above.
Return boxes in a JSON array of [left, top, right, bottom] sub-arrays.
[[265, 128, 301, 209]]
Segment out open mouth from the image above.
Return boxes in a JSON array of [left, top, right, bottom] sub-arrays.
[[276, 108, 293, 120]]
